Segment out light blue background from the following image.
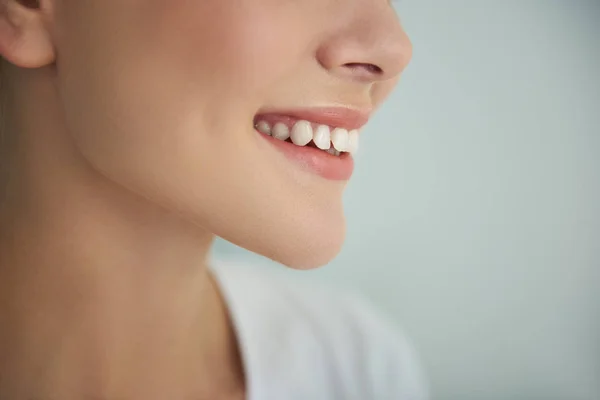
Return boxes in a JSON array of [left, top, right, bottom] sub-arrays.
[[215, 1, 600, 399]]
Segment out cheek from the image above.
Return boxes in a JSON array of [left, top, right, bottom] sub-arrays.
[[55, 1, 348, 269], [153, 3, 309, 97]]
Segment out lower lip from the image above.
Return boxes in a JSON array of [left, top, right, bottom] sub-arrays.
[[256, 130, 354, 181]]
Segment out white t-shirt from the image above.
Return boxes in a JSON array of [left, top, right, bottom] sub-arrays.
[[211, 260, 429, 400]]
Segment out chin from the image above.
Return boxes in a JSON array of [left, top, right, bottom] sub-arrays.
[[272, 232, 346, 270], [224, 213, 347, 271]]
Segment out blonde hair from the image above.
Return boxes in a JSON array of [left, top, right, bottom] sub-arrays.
[[0, 59, 6, 201], [0, 59, 6, 162], [0, 58, 10, 198], [0, 59, 5, 160]]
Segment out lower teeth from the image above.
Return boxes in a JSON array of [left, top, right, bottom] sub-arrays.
[[256, 127, 343, 157], [282, 137, 341, 156]]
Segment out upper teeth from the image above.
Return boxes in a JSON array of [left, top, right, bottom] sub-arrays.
[[255, 119, 359, 155]]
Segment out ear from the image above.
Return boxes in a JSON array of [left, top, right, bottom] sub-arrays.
[[0, 0, 54, 68]]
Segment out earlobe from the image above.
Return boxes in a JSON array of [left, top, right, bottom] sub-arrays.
[[0, 0, 54, 69]]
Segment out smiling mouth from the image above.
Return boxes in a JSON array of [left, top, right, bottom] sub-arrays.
[[251, 107, 370, 180], [253, 115, 360, 157]]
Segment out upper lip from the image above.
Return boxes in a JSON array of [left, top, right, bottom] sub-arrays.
[[255, 107, 372, 131]]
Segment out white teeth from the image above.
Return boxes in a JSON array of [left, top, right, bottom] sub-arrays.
[[313, 125, 331, 150], [347, 129, 359, 155], [290, 120, 313, 146], [256, 120, 271, 135], [271, 122, 290, 141], [331, 128, 349, 152], [255, 118, 358, 156]]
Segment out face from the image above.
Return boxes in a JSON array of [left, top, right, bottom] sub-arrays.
[[47, 0, 411, 269]]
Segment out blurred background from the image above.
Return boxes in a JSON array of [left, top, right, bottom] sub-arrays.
[[215, 1, 600, 399]]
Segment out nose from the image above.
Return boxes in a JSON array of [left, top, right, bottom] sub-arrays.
[[316, 4, 412, 83]]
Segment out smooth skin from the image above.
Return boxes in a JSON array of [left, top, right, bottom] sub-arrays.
[[0, 0, 412, 399]]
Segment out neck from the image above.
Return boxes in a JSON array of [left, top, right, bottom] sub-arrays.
[[0, 69, 244, 399]]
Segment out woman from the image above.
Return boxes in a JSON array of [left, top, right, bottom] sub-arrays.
[[0, 0, 426, 399]]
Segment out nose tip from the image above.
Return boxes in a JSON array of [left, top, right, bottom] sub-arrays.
[[317, 9, 412, 83]]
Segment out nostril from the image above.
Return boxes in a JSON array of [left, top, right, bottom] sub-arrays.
[[18, 0, 40, 8], [344, 62, 383, 75]]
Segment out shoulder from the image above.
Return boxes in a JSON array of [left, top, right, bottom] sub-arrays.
[[212, 260, 429, 400]]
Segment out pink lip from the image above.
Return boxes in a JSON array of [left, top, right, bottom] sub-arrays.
[[255, 107, 371, 131], [254, 107, 371, 181]]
